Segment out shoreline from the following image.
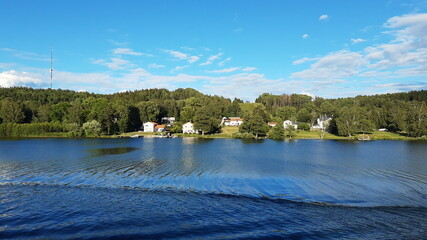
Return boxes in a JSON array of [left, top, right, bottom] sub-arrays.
[[0, 132, 422, 141]]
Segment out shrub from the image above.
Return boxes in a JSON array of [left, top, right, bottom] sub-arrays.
[[298, 123, 310, 131], [232, 132, 254, 139]]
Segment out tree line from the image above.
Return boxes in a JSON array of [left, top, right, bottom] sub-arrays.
[[0, 87, 425, 138]]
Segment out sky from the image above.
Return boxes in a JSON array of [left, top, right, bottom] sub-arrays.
[[1, 0, 427, 101]]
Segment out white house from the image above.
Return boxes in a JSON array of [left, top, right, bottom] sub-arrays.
[[143, 122, 158, 132], [161, 117, 175, 126], [221, 117, 244, 126], [283, 120, 298, 129], [183, 122, 196, 134], [312, 115, 332, 129], [155, 125, 166, 132]]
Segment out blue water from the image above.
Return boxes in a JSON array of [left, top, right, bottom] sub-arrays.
[[0, 138, 426, 239]]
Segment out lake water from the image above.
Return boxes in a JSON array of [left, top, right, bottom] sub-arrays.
[[0, 138, 426, 239]]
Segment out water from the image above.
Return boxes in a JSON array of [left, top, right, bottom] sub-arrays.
[[0, 138, 426, 239]]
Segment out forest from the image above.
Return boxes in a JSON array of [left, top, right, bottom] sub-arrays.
[[0, 87, 426, 139]]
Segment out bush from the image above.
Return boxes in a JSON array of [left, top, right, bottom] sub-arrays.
[[298, 123, 310, 131], [232, 132, 254, 139], [0, 122, 67, 137], [83, 120, 102, 136]]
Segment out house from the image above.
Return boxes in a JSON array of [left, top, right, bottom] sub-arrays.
[[143, 122, 158, 132], [221, 117, 244, 126], [161, 117, 175, 126], [182, 122, 196, 134], [312, 115, 332, 129], [283, 120, 298, 129], [155, 125, 166, 132], [268, 122, 277, 127], [378, 128, 388, 132]]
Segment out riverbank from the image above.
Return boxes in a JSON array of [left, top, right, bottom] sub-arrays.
[[0, 126, 421, 140], [115, 126, 419, 140]]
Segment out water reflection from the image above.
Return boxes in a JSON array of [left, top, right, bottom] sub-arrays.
[[87, 147, 139, 157], [0, 138, 426, 207]]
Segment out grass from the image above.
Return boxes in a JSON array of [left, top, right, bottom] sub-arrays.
[[356, 131, 416, 140]]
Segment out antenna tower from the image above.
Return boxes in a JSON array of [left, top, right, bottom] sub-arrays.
[[50, 48, 53, 89]]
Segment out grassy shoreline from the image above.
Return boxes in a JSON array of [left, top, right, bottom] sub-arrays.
[[0, 127, 421, 140]]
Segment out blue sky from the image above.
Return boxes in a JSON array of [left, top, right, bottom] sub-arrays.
[[1, 0, 427, 101]]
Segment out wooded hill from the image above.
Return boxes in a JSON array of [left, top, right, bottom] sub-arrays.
[[0, 87, 425, 138]]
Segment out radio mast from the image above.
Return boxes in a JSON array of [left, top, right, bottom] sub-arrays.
[[50, 48, 53, 89]]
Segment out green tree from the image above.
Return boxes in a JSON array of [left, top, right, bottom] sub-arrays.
[[297, 108, 311, 122], [180, 97, 202, 122], [194, 107, 220, 135], [285, 125, 296, 139], [336, 106, 359, 137], [0, 99, 25, 123], [268, 124, 285, 140], [239, 110, 269, 138], [50, 102, 71, 122], [66, 101, 85, 125], [136, 101, 160, 123], [83, 120, 102, 136], [275, 106, 297, 121]]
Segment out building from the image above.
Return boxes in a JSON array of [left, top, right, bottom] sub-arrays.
[[182, 122, 196, 134], [268, 122, 277, 127], [283, 120, 298, 129], [161, 117, 175, 126], [221, 117, 244, 126], [155, 125, 166, 132], [312, 115, 332, 129], [143, 122, 158, 132]]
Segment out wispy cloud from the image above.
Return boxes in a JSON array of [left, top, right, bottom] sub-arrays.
[[164, 49, 188, 60], [200, 52, 224, 66], [292, 57, 320, 65], [207, 67, 239, 73], [242, 67, 256, 71], [188, 56, 200, 64], [92, 57, 133, 70], [1, 48, 50, 61], [164, 49, 200, 64], [292, 13, 427, 84], [148, 63, 165, 69], [351, 38, 366, 44], [112, 48, 152, 56], [319, 14, 329, 21], [218, 57, 232, 66], [302, 34, 309, 39]]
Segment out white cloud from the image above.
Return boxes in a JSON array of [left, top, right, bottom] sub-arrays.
[[200, 52, 224, 66], [1, 48, 50, 61], [218, 57, 232, 66], [93, 57, 133, 70], [148, 63, 165, 69], [242, 67, 256, 71], [188, 56, 200, 64], [164, 49, 189, 60], [292, 13, 427, 83], [171, 65, 190, 72], [291, 50, 367, 80], [302, 34, 309, 39], [164, 49, 199, 64], [0, 70, 43, 87], [200, 61, 212, 66], [351, 38, 366, 44], [207, 67, 239, 73], [112, 48, 152, 56], [319, 14, 329, 21], [292, 57, 320, 65]]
